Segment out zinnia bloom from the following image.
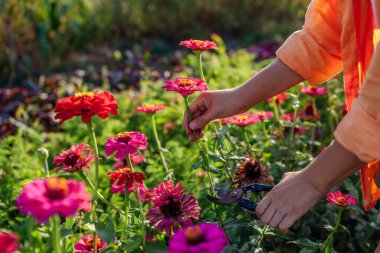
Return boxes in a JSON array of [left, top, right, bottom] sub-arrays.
[[74, 234, 108, 253], [254, 111, 274, 121], [281, 113, 296, 121], [108, 168, 145, 190], [234, 157, 274, 187], [0, 232, 19, 253], [298, 102, 320, 121], [136, 104, 165, 114], [179, 39, 217, 53], [114, 153, 145, 170], [267, 92, 287, 104], [301, 86, 327, 96], [147, 181, 201, 235], [169, 223, 227, 253], [54, 91, 118, 126], [162, 77, 208, 97], [53, 144, 95, 173], [105, 131, 147, 159], [326, 191, 358, 207], [16, 177, 91, 223], [223, 113, 257, 127]]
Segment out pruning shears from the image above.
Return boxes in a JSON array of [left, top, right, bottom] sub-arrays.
[[207, 183, 274, 217]]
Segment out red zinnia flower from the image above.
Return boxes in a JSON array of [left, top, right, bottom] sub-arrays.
[[179, 39, 217, 53], [267, 92, 287, 104], [74, 234, 108, 253], [223, 113, 257, 127], [301, 86, 327, 96], [326, 191, 358, 207], [0, 232, 19, 253], [136, 104, 165, 114], [254, 111, 274, 121], [281, 113, 296, 121], [147, 180, 201, 235], [54, 91, 118, 126], [105, 131, 148, 159], [108, 168, 145, 190], [53, 144, 95, 173], [162, 77, 208, 97]]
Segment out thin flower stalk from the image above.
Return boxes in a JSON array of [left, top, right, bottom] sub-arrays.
[[51, 215, 62, 253], [123, 182, 130, 241], [271, 98, 285, 146], [212, 124, 233, 182], [256, 224, 270, 247], [196, 53, 205, 80], [323, 206, 343, 253]]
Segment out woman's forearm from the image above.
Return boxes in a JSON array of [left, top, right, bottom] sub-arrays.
[[232, 59, 304, 113]]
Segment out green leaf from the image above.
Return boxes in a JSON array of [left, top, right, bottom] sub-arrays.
[[95, 216, 115, 243], [340, 224, 352, 241], [191, 159, 203, 170], [323, 224, 334, 231], [288, 238, 320, 251], [123, 236, 142, 251], [145, 242, 167, 253], [208, 165, 223, 174]]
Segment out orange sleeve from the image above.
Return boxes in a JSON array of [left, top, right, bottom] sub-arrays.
[[334, 43, 380, 162], [276, 0, 343, 84]]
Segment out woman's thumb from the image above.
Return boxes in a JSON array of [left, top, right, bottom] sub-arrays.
[[189, 113, 213, 130]]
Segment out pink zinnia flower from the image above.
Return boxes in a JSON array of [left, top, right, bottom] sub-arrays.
[[169, 223, 228, 253], [281, 113, 295, 121], [136, 104, 165, 114], [267, 92, 287, 104], [147, 181, 201, 235], [108, 168, 145, 190], [326, 191, 358, 207], [223, 113, 257, 127], [162, 77, 208, 97], [53, 144, 95, 173], [114, 153, 145, 170], [74, 234, 108, 253], [254, 111, 273, 121], [301, 86, 327, 96], [0, 232, 19, 253], [105, 131, 147, 159], [16, 177, 91, 223], [179, 39, 217, 53]]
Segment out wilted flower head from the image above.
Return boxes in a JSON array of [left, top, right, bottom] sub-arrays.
[[74, 234, 108, 253], [162, 77, 208, 97], [54, 91, 118, 126], [0, 232, 19, 253], [223, 113, 257, 127], [108, 168, 145, 190], [234, 157, 274, 187], [179, 39, 217, 53], [136, 104, 165, 114], [169, 223, 227, 253], [16, 177, 91, 223], [267, 92, 287, 104], [147, 180, 201, 235], [53, 144, 95, 173], [105, 131, 147, 159], [114, 153, 145, 170], [254, 111, 274, 121], [301, 86, 327, 96], [326, 191, 358, 207], [298, 102, 320, 121]]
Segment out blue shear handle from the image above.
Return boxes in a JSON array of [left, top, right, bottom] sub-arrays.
[[242, 184, 274, 193], [238, 198, 257, 211]]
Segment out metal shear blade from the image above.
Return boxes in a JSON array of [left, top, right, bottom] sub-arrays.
[[207, 188, 243, 204]]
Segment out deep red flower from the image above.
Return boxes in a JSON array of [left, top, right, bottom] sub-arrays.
[[53, 144, 95, 173], [253, 111, 274, 121], [234, 157, 274, 187], [162, 77, 208, 97], [136, 104, 165, 114], [179, 39, 217, 53], [342, 103, 348, 116], [0, 232, 19, 253], [267, 92, 287, 104], [223, 113, 257, 127], [298, 102, 320, 121], [74, 234, 108, 253], [301, 86, 327, 96], [54, 91, 118, 126], [105, 131, 148, 159], [107, 168, 146, 189], [326, 191, 357, 207], [147, 181, 201, 235]]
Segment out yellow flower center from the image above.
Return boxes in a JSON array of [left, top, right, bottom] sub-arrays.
[[235, 115, 248, 122], [335, 197, 346, 205], [178, 79, 195, 87], [193, 40, 205, 45], [74, 92, 94, 98], [184, 225, 206, 245], [45, 177, 69, 200]]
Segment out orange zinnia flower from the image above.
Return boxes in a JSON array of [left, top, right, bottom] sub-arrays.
[[107, 168, 146, 189], [179, 39, 217, 53], [54, 91, 118, 126]]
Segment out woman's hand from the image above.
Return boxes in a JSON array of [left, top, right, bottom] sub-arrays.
[[183, 89, 243, 142]]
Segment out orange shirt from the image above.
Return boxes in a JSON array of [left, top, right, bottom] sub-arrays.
[[276, 0, 380, 210]]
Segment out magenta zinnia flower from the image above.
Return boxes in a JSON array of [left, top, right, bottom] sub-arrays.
[[0, 232, 19, 253], [53, 144, 95, 173], [147, 181, 201, 235], [267, 92, 287, 104], [179, 39, 217, 53], [169, 223, 227, 253], [326, 191, 358, 207], [16, 177, 91, 223], [223, 113, 257, 127], [74, 234, 108, 253], [105, 131, 147, 159], [162, 77, 208, 97], [136, 104, 165, 114], [254, 111, 273, 121], [301, 86, 327, 96]]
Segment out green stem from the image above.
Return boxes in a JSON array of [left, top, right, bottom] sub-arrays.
[[43, 158, 50, 177], [123, 183, 130, 241], [196, 53, 205, 80], [151, 115, 173, 180], [212, 124, 234, 182], [271, 99, 285, 146], [78, 170, 125, 215], [127, 155, 146, 252], [261, 121, 269, 142], [51, 215, 62, 253], [289, 108, 298, 145], [323, 207, 343, 253], [242, 127, 255, 158], [256, 224, 269, 247]]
